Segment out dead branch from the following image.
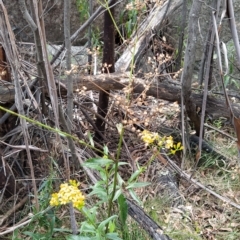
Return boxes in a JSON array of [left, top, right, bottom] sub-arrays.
[[0, 196, 28, 226], [115, 0, 183, 72], [1, 72, 240, 120], [127, 199, 172, 240], [67, 73, 239, 120]]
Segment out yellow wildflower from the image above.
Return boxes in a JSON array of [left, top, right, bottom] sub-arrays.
[[49, 193, 59, 206], [140, 130, 159, 145], [158, 140, 163, 147], [50, 180, 85, 210], [69, 179, 80, 187], [170, 142, 184, 154], [165, 136, 173, 149]]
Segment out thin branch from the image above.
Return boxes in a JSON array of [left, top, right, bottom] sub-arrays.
[[0, 0, 39, 211], [50, 0, 121, 66], [163, 152, 240, 210]]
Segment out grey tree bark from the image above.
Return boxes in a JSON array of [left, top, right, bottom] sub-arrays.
[[181, 0, 203, 136]]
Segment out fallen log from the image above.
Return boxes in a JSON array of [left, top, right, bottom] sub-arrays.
[[67, 73, 238, 120], [115, 0, 183, 72], [127, 199, 172, 240], [0, 72, 239, 120]]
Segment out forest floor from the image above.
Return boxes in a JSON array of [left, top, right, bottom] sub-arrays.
[[0, 39, 240, 240], [1, 90, 240, 240]]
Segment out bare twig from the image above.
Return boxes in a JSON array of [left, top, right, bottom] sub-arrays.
[[0, 0, 39, 211], [50, 0, 121, 66], [32, 0, 60, 129], [163, 152, 240, 210], [64, 0, 77, 233], [0, 196, 28, 226]]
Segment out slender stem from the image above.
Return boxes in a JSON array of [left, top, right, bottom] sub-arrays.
[[0, 106, 104, 156], [106, 125, 124, 233]]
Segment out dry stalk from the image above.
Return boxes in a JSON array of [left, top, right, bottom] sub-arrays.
[[0, 0, 39, 211]]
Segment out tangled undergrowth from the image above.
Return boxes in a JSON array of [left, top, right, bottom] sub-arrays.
[[0, 9, 240, 240], [1, 87, 240, 240]]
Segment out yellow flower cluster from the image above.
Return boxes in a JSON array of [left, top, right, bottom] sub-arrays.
[[50, 180, 85, 210], [170, 142, 184, 155], [141, 130, 160, 145], [140, 130, 183, 154]]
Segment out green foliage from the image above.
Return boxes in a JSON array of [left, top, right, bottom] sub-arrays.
[[91, 27, 103, 47], [119, 0, 141, 39], [38, 177, 55, 210], [23, 147, 148, 240], [22, 206, 62, 240], [76, 206, 120, 239], [224, 40, 240, 89], [76, 0, 89, 22], [83, 155, 149, 205], [75, 1, 103, 48], [117, 194, 128, 227], [69, 145, 149, 239]]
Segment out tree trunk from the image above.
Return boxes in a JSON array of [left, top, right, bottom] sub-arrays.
[[95, 1, 116, 141], [181, 0, 203, 136]]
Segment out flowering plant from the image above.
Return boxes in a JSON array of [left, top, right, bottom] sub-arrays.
[[140, 129, 183, 154], [50, 180, 85, 210]]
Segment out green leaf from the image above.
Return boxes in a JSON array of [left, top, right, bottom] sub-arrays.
[[82, 163, 104, 172], [23, 232, 42, 239], [126, 182, 151, 189], [113, 189, 122, 201], [103, 145, 109, 155], [53, 228, 72, 233], [117, 173, 125, 187], [81, 206, 97, 223], [80, 221, 96, 233], [88, 187, 108, 201], [128, 168, 143, 183], [129, 189, 141, 205], [117, 162, 129, 166], [117, 194, 128, 226], [99, 170, 107, 182], [106, 232, 122, 240], [108, 220, 116, 233], [87, 131, 94, 147], [67, 235, 91, 240], [84, 158, 114, 168], [98, 215, 118, 232]]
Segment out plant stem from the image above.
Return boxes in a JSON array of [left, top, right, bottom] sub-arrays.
[[106, 124, 124, 233], [0, 106, 104, 155]]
